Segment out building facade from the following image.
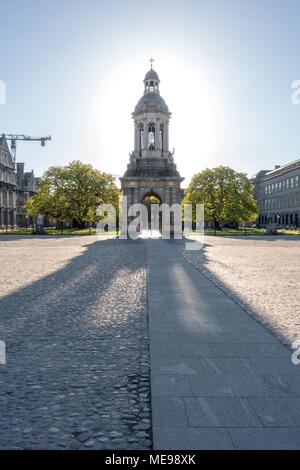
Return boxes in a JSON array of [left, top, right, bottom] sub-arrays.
[[0, 134, 38, 229], [16, 163, 39, 227], [251, 159, 300, 226], [120, 65, 184, 229]]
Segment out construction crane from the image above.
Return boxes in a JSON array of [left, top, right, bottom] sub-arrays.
[[4, 134, 51, 162]]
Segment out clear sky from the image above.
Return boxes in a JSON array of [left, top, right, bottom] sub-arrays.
[[1, 0, 300, 186]]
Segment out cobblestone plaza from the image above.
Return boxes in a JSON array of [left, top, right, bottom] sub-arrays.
[[0, 237, 150, 450], [0, 235, 300, 449]]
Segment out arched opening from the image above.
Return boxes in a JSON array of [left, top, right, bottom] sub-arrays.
[[145, 79, 159, 92], [148, 123, 155, 150], [141, 192, 162, 232]]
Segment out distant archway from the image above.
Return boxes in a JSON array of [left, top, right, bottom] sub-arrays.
[[141, 192, 162, 231]]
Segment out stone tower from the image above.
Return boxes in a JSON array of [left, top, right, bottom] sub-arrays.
[[120, 63, 184, 214]]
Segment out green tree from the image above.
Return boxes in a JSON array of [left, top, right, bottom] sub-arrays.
[[183, 166, 258, 231], [24, 160, 120, 228]]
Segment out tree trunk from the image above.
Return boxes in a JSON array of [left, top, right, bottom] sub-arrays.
[[73, 219, 85, 230], [214, 219, 222, 234]]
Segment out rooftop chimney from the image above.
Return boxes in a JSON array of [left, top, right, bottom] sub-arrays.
[[275, 165, 280, 169], [17, 162, 24, 178]]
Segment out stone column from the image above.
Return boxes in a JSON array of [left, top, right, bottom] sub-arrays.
[[130, 187, 134, 207], [155, 121, 160, 150], [143, 121, 148, 150], [137, 185, 143, 205], [3, 188, 7, 209], [169, 187, 173, 206], [12, 209, 17, 227], [134, 122, 138, 152], [164, 121, 169, 152], [164, 184, 170, 205]]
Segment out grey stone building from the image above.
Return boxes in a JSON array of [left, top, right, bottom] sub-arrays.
[[0, 134, 38, 229], [16, 162, 39, 227], [120, 65, 184, 228], [250, 159, 300, 226], [0, 134, 17, 228]]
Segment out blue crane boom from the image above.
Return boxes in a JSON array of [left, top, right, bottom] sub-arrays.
[[4, 134, 51, 162]]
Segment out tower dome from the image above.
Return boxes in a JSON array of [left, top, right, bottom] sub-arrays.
[[134, 93, 169, 114], [144, 68, 159, 81], [133, 61, 170, 115]]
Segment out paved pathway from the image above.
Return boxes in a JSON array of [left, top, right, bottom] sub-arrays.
[[147, 239, 300, 450]]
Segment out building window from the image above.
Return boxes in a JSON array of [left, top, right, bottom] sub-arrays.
[[271, 183, 274, 192], [283, 180, 286, 190], [286, 179, 289, 189], [296, 175, 299, 187], [279, 181, 282, 190], [148, 124, 155, 150], [275, 182, 278, 191], [291, 177, 294, 188]]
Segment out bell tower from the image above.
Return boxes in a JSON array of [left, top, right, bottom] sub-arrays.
[[120, 60, 184, 212]]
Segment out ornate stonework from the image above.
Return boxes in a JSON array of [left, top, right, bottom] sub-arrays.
[[120, 64, 184, 216]]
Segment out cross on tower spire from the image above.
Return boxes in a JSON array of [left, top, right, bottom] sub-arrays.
[[149, 57, 154, 69]]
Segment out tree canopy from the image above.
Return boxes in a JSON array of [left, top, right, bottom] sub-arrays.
[[183, 166, 258, 229], [24, 160, 120, 227]]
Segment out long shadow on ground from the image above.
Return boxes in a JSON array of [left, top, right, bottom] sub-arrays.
[[0, 238, 151, 450]]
